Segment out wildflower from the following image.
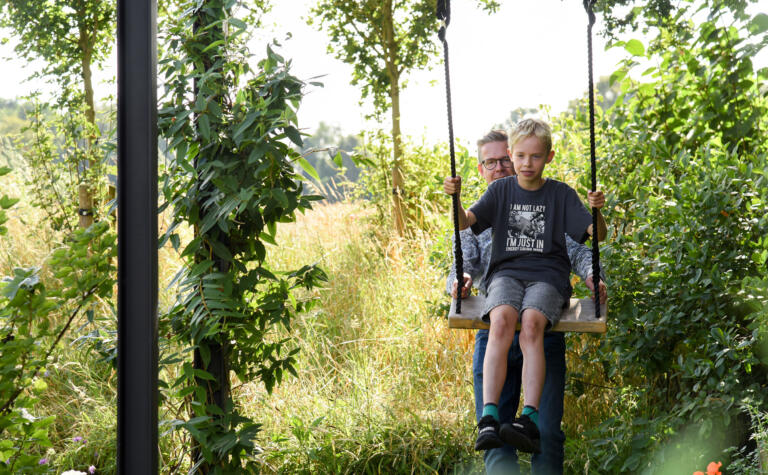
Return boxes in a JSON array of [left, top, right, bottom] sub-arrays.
[[61, 471, 87, 475], [707, 461, 722, 475], [89, 466, 96, 474], [73, 436, 86, 444], [38, 458, 48, 465]]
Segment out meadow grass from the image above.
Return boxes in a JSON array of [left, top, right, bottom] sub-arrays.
[[241, 202, 484, 473]]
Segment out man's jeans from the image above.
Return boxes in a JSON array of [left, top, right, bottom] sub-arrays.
[[473, 329, 566, 475]]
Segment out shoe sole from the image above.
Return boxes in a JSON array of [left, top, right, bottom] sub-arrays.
[[499, 424, 541, 454], [475, 428, 504, 451]]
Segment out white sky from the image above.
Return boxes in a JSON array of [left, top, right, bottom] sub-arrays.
[[1, 0, 767, 148]]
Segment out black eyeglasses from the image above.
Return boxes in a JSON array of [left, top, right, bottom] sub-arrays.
[[482, 156, 512, 170]]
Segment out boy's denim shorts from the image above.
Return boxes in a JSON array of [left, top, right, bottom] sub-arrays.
[[483, 276, 565, 328]]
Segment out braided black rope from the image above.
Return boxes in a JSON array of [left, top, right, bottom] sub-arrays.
[[437, 0, 463, 313], [584, 0, 601, 319]]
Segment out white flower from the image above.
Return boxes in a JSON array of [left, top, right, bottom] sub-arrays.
[[61, 471, 87, 475]]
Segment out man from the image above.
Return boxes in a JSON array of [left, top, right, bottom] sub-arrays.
[[446, 129, 606, 474]]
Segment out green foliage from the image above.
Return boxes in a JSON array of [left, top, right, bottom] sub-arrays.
[[18, 96, 113, 232], [0, 219, 115, 472], [351, 131, 482, 234], [557, 2, 768, 471], [0, 166, 18, 236], [0, 0, 114, 88], [297, 122, 362, 202], [158, 0, 327, 470]]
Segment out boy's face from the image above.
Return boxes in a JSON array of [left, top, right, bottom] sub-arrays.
[[477, 140, 514, 185], [509, 135, 554, 189]]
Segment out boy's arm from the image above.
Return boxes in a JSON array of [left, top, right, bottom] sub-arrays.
[[443, 176, 477, 230]]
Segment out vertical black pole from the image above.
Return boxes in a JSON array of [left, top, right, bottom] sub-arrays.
[[117, 0, 158, 472]]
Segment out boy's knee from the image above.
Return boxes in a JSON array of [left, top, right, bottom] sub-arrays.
[[489, 305, 518, 336], [519, 310, 548, 344]]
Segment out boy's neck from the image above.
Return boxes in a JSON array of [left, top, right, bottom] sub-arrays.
[[517, 175, 546, 191]]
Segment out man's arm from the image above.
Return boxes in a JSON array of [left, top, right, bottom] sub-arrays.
[[565, 234, 607, 304], [445, 229, 484, 297], [443, 176, 477, 230]]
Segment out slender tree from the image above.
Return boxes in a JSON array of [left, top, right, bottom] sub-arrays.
[[309, 0, 498, 235], [0, 0, 115, 229]]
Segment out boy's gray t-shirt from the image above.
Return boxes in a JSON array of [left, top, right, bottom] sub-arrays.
[[469, 176, 592, 299]]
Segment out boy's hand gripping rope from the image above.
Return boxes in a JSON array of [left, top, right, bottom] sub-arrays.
[[437, 0, 463, 313], [584, 0, 602, 318]]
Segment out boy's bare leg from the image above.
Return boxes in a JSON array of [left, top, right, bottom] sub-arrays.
[[519, 308, 549, 408], [483, 304, 519, 405]]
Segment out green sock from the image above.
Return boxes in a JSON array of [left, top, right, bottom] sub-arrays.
[[482, 403, 499, 422], [522, 405, 539, 427]]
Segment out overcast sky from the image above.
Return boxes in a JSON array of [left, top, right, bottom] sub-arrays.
[[2, 0, 767, 148]]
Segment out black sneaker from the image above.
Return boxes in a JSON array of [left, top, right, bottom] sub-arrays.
[[499, 414, 541, 453], [475, 415, 503, 451]]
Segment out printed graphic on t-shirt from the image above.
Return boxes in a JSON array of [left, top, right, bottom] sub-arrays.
[[505, 203, 545, 252]]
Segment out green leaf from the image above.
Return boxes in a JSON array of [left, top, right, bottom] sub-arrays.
[[748, 13, 768, 35], [0, 196, 19, 209], [284, 127, 303, 147], [296, 157, 320, 181], [0, 166, 11, 177], [624, 39, 645, 57], [272, 188, 289, 208], [332, 151, 343, 167], [198, 114, 211, 141]]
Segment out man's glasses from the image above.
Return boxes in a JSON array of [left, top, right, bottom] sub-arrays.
[[482, 156, 512, 170]]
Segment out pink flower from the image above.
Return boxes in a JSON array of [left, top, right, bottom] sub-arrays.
[[88, 465, 96, 474], [38, 458, 48, 465]]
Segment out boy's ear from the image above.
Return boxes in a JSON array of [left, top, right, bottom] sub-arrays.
[[546, 150, 555, 163]]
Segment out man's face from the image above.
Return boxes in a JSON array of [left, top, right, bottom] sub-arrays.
[[478, 141, 514, 184], [510, 135, 554, 187]]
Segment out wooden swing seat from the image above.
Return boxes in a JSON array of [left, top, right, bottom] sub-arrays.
[[449, 295, 607, 333]]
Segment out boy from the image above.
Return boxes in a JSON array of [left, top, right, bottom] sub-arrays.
[[443, 119, 605, 453]]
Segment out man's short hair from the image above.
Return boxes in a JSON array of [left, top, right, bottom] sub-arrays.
[[507, 118, 552, 153], [476, 129, 508, 163]]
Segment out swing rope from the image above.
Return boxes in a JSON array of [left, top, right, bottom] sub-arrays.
[[437, 0, 463, 314], [584, 0, 602, 318]]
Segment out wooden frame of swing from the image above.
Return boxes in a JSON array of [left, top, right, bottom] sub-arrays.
[[448, 295, 607, 333]]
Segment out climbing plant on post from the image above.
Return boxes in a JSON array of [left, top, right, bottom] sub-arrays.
[[309, 0, 498, 236], [158, 1, 326, 471]]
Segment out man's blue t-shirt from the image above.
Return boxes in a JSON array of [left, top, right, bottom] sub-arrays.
[[469, 176, 592, 299]]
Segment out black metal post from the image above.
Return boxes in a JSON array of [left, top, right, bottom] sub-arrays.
[[116, 0, 158, 472]]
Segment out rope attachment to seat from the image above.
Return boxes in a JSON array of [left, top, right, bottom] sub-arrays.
[[584, 0, 602, 318], [437, 0, 463, 314]]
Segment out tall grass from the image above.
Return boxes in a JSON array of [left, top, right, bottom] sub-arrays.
[[242, 202, 482, 473]]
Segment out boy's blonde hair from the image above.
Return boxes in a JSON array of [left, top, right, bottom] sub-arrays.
[[507, 118, 552, 153]]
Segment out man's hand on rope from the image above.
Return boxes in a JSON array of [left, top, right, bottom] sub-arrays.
[[443, 176, 462, 196], [451, 273, 473, 299], [584, 275, 607, 304]]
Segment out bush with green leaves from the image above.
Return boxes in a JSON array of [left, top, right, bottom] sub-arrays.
[[558, 4, 768, 472], [0, 214, 115, 472], [351, 131, 483, 236]]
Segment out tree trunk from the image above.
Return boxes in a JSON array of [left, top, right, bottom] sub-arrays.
[[383, 0, 405, 236], [79, 22, 96, 229]]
